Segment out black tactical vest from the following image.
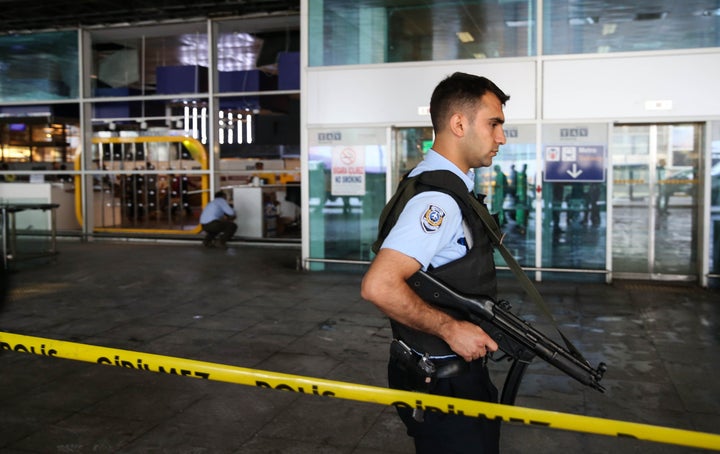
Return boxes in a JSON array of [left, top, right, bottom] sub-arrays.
[[373, 170, 498, 356]]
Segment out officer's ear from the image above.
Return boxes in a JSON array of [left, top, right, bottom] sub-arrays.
[[449, 112, 465, 138]]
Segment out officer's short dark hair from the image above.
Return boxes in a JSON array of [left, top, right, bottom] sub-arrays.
[[430, 72, 510, 133], [214, 190, 226, 199]]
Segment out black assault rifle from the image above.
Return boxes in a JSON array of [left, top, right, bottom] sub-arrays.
[[407, 270, 607, 405]]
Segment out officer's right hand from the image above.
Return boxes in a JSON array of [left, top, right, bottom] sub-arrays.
[[442, 319, 498, 362]]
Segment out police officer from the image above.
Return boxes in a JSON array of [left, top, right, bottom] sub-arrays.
[[361, 72, 509, 454]]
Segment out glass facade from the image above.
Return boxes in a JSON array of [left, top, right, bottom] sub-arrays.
[[0, 104, 81, 233], [0, 31, 82, 235], [0, 15, 300, 239], [85, 17, 300, 237], [543, 2, 720, 55], [88, 24, 212, 233], [214, 17, 301, 240], [0, 31, 78, 101], [0, 2, 718, 284], [309, 0, 535, 66], [91, 23, 208, 98], [215, 16, 300, 163], [309, 0, 720, 66]]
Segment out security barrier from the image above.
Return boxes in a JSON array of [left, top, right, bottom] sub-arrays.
[[1, 331, 719, 451], [75, 136, 209, 235]]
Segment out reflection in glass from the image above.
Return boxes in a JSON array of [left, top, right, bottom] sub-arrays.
[[0, 104, 80, 176], [476, 133, 537, 268], [309, 0, 535, 66], [216, 95, 299, 160], [544, 2, 720, 55], [541, 181, 607, 273], [0, 31, 78, 101], [91, 23, 208, 96], [216, 15, 300, 92]]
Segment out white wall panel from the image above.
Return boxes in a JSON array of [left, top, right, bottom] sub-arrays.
[[307, 60, 536, 126], [544, 51, 720, 120]]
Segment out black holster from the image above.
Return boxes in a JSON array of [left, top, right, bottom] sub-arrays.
[[389, 339, 470, 393], [389, 339, 437, 392]]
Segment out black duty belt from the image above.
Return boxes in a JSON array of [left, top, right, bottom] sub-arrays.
[[390, 339, 471, 380]]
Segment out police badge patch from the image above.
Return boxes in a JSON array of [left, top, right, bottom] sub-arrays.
[[421, 204, 445, 233]]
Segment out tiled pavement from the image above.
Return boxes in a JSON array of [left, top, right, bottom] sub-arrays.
[[0, 240, 718, 453]]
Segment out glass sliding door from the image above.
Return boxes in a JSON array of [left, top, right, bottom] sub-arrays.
[[611, 123, 702, 280], [540, 124, 608, 279], [307, 127, 388, 269]]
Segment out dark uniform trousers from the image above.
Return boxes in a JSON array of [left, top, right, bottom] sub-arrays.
[[389, 356, 501, 454], [201, 219, 238, 245]]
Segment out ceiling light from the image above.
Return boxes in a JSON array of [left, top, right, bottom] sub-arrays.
[[456, 31, 474, 43], [602, 23, 617, 35], [505, 20, 533, 28]]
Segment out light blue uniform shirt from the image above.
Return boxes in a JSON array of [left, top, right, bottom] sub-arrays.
[[199, 197, 235, 224], [380, 150, 475, 270]]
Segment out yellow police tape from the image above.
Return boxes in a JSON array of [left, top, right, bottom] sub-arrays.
[[2, 331, 719, 451]]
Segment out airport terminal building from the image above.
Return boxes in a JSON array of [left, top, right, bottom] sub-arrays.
[[1, 3, 720, 453], [0, 0, 718, 286]]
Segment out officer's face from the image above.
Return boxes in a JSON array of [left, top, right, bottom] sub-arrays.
[[463, 92, 506, 169]]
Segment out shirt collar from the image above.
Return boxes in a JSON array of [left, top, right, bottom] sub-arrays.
[[410, 149, 475, 192]]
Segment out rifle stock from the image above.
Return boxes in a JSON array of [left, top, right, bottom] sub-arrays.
[[407, 271, 606, 395]]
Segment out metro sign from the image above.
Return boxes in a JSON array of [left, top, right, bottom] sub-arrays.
[[544, 145, 606, 182]]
